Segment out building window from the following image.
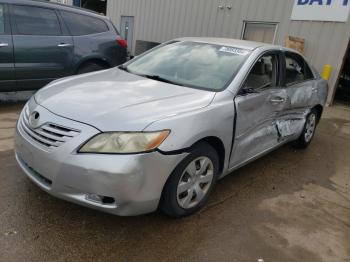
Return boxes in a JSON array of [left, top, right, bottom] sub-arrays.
[[242, 22, 278, 44]]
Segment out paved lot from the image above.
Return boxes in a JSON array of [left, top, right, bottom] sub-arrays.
[[0, 102, 350, 262]]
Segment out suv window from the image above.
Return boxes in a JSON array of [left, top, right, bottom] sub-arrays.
[[284, 53, 314, 85], [245, 54, 278, 90], [61, 11, 108, 35], [12, 5, 61, 36], [0, 4, 5, 34]]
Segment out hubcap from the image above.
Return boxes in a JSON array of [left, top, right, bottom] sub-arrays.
[[305, 113, 316, 142], [176, 157, 214, 209]]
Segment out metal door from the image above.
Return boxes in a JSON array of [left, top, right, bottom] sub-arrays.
[[230, 52, 288, 168], [280, 52, 319, 140], [10, 4, 74, 91], [120, 16, 134, 53], [230, 88, 288, 168], [0, 4, 15, 91]]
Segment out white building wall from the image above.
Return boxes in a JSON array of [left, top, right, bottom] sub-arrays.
[[107, 0, 350, 104]]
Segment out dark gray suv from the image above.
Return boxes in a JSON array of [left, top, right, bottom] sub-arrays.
[[0, 0, 127, 91]]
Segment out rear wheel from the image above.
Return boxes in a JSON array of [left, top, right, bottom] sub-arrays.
[[293, 109, 318, 149], [77, 62, 107, 74], [160, 142, 219, 218]]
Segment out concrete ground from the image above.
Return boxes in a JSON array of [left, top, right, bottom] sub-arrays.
[[0, 102, 350, 262]]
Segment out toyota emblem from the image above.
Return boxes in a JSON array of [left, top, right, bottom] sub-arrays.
[[28, 111, 40, 128]]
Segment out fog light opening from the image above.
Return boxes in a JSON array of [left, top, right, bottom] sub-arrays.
[[86, 194, 115, 205], [102, 196, 115, 204]]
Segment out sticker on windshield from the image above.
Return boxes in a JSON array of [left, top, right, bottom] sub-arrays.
[[219, 47, 249, 55]]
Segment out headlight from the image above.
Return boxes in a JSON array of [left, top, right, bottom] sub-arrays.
[[79, 130, 170, 154]]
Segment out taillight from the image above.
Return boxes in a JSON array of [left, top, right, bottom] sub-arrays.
[[116, 36, 127, 48]]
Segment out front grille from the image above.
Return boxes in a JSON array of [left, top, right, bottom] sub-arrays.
[[20, 106, 80, 148]]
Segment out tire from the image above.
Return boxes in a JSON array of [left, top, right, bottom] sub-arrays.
[[160, 142, 219, 218], [77, 62, 107, 74], [293, 109, 318, 149]]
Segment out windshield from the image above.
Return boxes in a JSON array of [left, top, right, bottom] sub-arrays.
[[124, 41, 251, 91]]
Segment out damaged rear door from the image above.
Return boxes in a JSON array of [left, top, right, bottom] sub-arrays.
[[276, 52, 317, 140], [230, 51, 288, 168]]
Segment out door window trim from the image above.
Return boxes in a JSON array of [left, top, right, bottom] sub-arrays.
[[238, 50, 282, 96], [55, 10, 71, 36], [281, 51, 316, 88], [9, 4, 63, 36]]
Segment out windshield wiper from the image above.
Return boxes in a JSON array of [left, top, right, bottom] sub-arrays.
[[119, 67, 184, 86], [141, 74, 184, 86]]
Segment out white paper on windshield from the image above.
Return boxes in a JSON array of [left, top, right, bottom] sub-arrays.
[[219, 47, 249, 56]]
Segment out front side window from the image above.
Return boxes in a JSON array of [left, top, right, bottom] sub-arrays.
[[0, 4, 4, 34], [245, 54, 278, 90], [61, 11, 108, 35], [13, 5, 61, 36], [125, 42, 251, 91], [284, 53, 314, 86]]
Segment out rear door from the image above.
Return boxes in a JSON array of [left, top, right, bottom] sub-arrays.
[[0, 3, 15, 91], [279, 52, 317, 140], [10, 4, 74, 90], [230, 51, 288, 168]]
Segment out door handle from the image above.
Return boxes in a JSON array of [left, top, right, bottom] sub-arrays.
[[312, 87, 318, 93], [270, 97, 286, 104], [0, 43, 9, 47], [57, 43, 73, 47]]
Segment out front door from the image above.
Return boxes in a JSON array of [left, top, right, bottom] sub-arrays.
[[230, 52, 288, 168], [10, 4, 74, 90], [0, 4, 15, 91], [120, 16, 134, 53]]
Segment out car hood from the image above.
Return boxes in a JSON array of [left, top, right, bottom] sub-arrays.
[[35, 69, 215, 131]]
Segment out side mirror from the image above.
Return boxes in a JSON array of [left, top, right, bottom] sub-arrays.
[[239, 85, 256, 95]]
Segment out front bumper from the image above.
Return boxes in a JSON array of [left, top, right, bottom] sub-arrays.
[[15, 102, 187, 216]]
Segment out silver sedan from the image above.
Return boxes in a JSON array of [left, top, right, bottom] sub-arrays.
[[15, 38, 328, 217]]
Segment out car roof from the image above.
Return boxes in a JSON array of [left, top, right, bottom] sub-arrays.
[[175, 37, 305, 56], [0, 0, 107, 20], [174, 37, 277, 50]]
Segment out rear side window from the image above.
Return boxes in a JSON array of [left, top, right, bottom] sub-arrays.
[[12, 5, 61, 36], [0, 5, 5, 34], [284, 53, 314, 86], [61, 11, 108, 35]]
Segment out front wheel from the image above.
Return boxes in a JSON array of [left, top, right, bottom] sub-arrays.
[[160, 142, 219, 218], [293, 109, 318, 149]]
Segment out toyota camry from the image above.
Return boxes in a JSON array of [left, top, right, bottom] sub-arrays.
[[15, 38, 328, 217]]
